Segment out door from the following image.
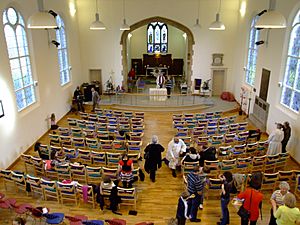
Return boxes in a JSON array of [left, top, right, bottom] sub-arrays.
[[89, 69, 102, 94], [212, 69, 225, 96]]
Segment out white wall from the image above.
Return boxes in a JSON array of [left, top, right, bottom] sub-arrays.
[[231, 0, 300, 161], [0, 0, 83, 168]]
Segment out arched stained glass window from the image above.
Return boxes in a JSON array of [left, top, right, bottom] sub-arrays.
[[56, 15, 70, 85], [281, 9, 300, 113], [3, 7, 36, 111], [147, 22, 168, 53], [245, 16, 260, 86]]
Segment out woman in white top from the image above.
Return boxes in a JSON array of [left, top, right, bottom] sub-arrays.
[[267, 123, 284, 155]]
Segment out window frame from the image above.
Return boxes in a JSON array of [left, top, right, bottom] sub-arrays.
[[2, 7, 36, 111], [147, 22, 168, 54]]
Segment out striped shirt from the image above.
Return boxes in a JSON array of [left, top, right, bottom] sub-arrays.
[[187, 172, 205, 194], [271, 190, 288, 206], [165, 79, 173, 88]]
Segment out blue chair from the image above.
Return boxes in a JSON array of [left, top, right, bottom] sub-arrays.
[[44, 212, 65, 224], [83, 220, 104, 225]]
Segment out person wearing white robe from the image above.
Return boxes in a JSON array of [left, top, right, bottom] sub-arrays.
[[267, 123, 284, 155]]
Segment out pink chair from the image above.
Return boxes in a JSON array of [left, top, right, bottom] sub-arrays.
[[66, 215, 88, 225], [106, 219, 126, 225]]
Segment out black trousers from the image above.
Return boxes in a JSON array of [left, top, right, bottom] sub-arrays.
[[241, 219, 257, 225], [177, 217, 186, 225], [166, 87, 171, 98], [269, 208, 276, 225], [150, 170, 156, 181], [282, 141, 288, 153]]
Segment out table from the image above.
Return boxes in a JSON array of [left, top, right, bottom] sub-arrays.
[[149, 88, 167, 101]]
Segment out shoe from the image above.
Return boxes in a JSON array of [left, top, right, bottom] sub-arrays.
[[199, 204, 203, 210], [216, 222, 221, 225], [172, 170, 177, 178], [151, 178, 155, 182], [190, 218, 201, 222]]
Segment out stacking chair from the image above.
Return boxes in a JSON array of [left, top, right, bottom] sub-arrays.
[[117, 187, 137, 210], [96, 122, 108, 133], [86, 121, 96, 130], [198, 119, 208, 128], [207, 178, 222, 199], [124, 111, 133, 118], [67, 118, 78, 127], [104, 109, 113, 117], [134, 112, 145, 120], [276, 170, 293, 188], [97, 130, 110, 140], [21, 154, 34, 174], [97, 116, 108, 124], [113, 140, 127, 154], [72, 137, 85, 148], [49, 133, 60, 146], [86, 138, 99, 150], [88, 114, 98, 122], [228, 115, 237, 124], [183, 113, 195, 121], [205, 112, 214, 119], [196, 136, 209, 148], [62, 147, 77, 160], [251, 155, 266, 173], [0, 169, 14, 190], [79, 112, 89, 120], [214, 111, 223, 118], [102, 167, 118, 180], [257, 140, 269, 156], [31, 156, 45, 176], [186, 120, 197, 130], [56, 163, 71, 181], [176, 128, 189, 137], [173, 120, 186, 129], [127, 140, 142, 154], [210, 135, 224, 148], [236, 131, 249, 144], [236, 157, 252, 174], [86, 166, 102, 184], [70, 163, 87, 184], [238, 122, 248, 132], [11, 171, 28, 195], [76, 183, 97, 208], [228, 124, 239, 134], [224, 133, 236, 146], [77, 120, 86, 129], [77, 149, 92, 165], [218, 125, 229, 135], [58, 127, 70, 136], [206, 126, 218, 136], [208, 119, 218, 127], [91, 151, 106, 166], [276, 152, 289, 170], [204, 160, 220, 178], [245, 142, 258, 157], [106, 152, 121, 168], [57, 181, 78, 205], [40, 178, 60, 203], [83, 129, 96, 139], [220, 159, 237, 173], [265, 154, 280, 173], [261, 172, 279, 192], [218, 146, 232, 160], [95, 108, 103, 115], [295, 175, 300, 199], [195, 113, 205, 121], [128, 131, 144, 141], [113, 110, 123, 117], [26, 174, 43, 198], [99, 139, 114, 152], [182, 161, 199, 175], [60, 135, 74, 148], [232, 144, 246, 158], [71, 127, 84, 138], [192, 127, 206, 140], [218, 117, 229, 126]]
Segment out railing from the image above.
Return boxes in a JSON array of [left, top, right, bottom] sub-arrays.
[[100, 93, 213, 107]]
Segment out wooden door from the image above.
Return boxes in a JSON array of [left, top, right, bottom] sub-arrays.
[[212, 70, 225, 96]]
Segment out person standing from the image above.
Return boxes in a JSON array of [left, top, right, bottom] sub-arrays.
[[73, 86, 84, 112], [156, 73, 165, 88], [281, 121, 291, 153], [165, 75, 173, 98], [91, 87, 100, 112], [166, 136, 187, 177], [186, 166, 204, 222], [144, 135, 165, 182], [176, 191, 194, 225], [267, 123, 284, 155], [269, 181, 290, 225]]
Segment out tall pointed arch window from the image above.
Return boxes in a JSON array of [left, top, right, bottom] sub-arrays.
[[147, 22, 168, 53], [281, 10, 300, 113], [56, 15, 70, 85], [3, 7, 36, 111], [245, 16, 260, 86]]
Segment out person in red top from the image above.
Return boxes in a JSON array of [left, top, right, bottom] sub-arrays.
[[128, 68, 135, 80], [237, 172, 264, 225], [118, 154, 134, 188]]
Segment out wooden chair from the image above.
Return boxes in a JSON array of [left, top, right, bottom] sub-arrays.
[[220, 159, 237, 173], [0, 169, 14, 190], [70, 163, 87, 184], [206, 126, 218, 136], [96, 123, 108, 133], [104, 109, 113, 117], [57, 181, 78, 205], [127, 140, 142, 155], [228, 115, 237, 124], [295, 175, 300, 199], [238, 122, 248, 132], [214, 111, 223, 118], [100, 140, 114, 152], [106, 152, 121, 168], [123, 111, 133, 118], [117, 187, 137, 210], [128, 153, 139, 165], [88, 114, 98, 122], [265, 154, 280, 173], [192, 127, 206, 141], [251, 155, 266, 173], [276, 152, 289, 170], [218, 146, 232, 160], [40, 178, 60, 203], [218, 117, 229, 126], [134, 112, 144, 120], [180, 136, 192, 149], [79, 112, 89, 120], [204, 160, 220, 178], [173, 120, 186, 129], [62, 147, 77, 160], [228, 123, 239, 134], [83, 129, 96, 139], [231, 144, 246, 158], [207, 178, 223, 199], [26, 174, 43, 198], [182, 161, 199, 175], [97, 116, 108, 124], [208, 119, 218, 127], [97, 130, 110, 140], [91, 151, 106, 166], [95, 108, 104, 115], [236, 131, 249, 144], [113, 110, 124, 117], [210, 135, 224, 148], [205, 112, 214, 119], [113, 140, 127, 154], [71, 127, 83, 137], [39, 144, 51, 159], [245, 142, 258, 157], [56, 163, 71, 181], [86, 166, 102, 184], [236, 157, 252, 174], [72, 137, 85, 148], [58, 127, 70, 136], [31, 156, 45, 176], [77, 149, 92, 165], [67, 118, 78, 127], [49, 133, 61, 146], [128, 131, 144, 141], [224, 133, 236, 146], [21, 154, 34, 174], [102, 167, 118, 180], [86, 138, 99, 150], [197, 119, 208, 128], [50, 145, 63, 159], [257, 140, 269, 156], [218, 125, 229, 135], [11, 171, 28, 195], [196, 136, 209, 148], [76, 183, 97, 208], [60, 136, 72, 148], [261, 172, 279, 193], [276, 170, 293, 188]]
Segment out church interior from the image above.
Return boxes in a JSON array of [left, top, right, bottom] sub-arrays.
[[0, 0, 300, 224]]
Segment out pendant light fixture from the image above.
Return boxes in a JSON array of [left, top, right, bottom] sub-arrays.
[[209, 0, 225, 31], [90, 0, 106, 30], [255, 0, 286, 29], [194, 0, 201, 28], [27, 0, 57, 29], [120, 0, 130, 30]]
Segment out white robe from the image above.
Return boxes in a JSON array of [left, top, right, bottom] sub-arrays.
[[267, 128, 284, 155], [166, 139, 187, 169]]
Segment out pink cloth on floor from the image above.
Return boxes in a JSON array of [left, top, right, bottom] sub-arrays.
[[82, 185, 89, 203]]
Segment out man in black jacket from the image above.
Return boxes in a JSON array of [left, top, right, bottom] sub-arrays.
[[281, 121, 291, 153]]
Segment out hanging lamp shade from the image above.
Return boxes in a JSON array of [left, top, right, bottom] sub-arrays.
[[194, 18, 201, 28], [209, 13, 225, 30], [120, 19, 130, 31], [28, 12, 57, 29], [90, 13, 106, 30], [255, 10, 286, 28]]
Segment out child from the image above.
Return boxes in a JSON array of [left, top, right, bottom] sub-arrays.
[[176, 191, 194, 225], [50, 113, 58, 130]]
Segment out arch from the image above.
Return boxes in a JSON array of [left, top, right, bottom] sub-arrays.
[[120, 16, 195, 90]]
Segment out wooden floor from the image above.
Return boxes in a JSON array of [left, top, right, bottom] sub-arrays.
[[1, 106, 299, 225]]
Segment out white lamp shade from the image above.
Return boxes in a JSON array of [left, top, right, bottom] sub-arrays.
[[255, 10, 286, 28], [27, 11, 57, 29], [209, 13, 225, 30], [90, 13, 106, 30], [194, 18, 201, 28], [120, 19, 130, 31]]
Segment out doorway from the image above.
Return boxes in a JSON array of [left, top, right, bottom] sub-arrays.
[[89, 69, 102, 94], [212, 69, 226, 96]]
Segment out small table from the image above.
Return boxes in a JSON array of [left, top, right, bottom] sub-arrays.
[[149, 88, 167, 101]]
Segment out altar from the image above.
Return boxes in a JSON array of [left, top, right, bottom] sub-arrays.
[[146, 67, 168, 76], [149, 88, 167, 101]]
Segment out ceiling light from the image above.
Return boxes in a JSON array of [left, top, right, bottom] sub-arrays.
[[27, 0, 57, 29], [194, 0, 201, 28], [209, 0, 225, 31], [255, 0, 286, 29], [120, 0, 130, 31], [90, 0, 106, 30]]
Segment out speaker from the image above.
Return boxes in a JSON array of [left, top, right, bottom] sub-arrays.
[[194, 79, 202, 90]]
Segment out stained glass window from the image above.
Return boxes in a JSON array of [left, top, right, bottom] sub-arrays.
[[245, 16, 260, 86], [147, 22, 168, 53], [281, 10, 300, 113], [56, 15, 70, 86], [3, 7, 36, 111]]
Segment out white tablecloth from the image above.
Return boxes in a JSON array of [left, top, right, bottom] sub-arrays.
[[149, 88, 167, 101]]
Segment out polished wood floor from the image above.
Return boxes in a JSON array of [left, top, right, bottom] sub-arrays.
[[1, 106, 299, 225]]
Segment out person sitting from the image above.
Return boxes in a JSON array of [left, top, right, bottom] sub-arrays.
[[199, 146, 217, 167], [181, 147, 200, 164], [118, 154, 134, 188], [73, 86, 84, 112]]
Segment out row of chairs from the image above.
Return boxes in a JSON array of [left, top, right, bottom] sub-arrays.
[[202, 152, 289, 178], [21, 153, 140, 177], [85, 108, 145, 119], [172, 111, 224, 122], [49, 135, 143, 152], [0, 169, 137, 210]]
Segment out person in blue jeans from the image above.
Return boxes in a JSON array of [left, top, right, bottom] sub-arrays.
[[217, 171, 233, 225]]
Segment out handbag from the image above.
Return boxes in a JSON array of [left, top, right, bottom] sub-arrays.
[[237, 190, 252, 220]]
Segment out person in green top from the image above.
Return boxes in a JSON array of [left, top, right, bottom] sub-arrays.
[[274, 192, 300, 225]]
